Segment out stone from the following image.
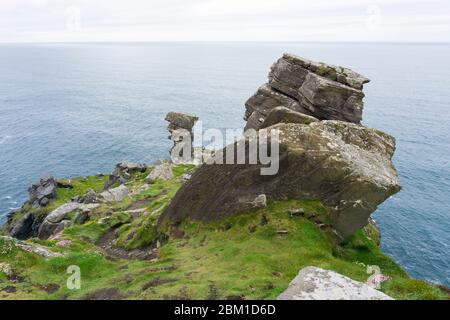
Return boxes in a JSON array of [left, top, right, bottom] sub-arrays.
[[104, 162, 146, 190], [37, 202, 99, 239], [74, 210, 90, 225], [9, 213, 35, 240], [298, 72, 365, 123], [165, 112, 199, 131], [277, 267, 393, 300], [145, 163, 174, 183], [182, 173, 192, 182], [289, 208, 305, 217], [244, 84, 313, 131], [100, 185, 130, 202], [260, 106, 319, 129], [80, 188, 100, 204], [166, 112, 199, 164], [28, 176, 58, 208], [15, 241, 63, 259], [159, 121, 400, 239], [56, 180, 74, 189], [245, 54, 370, 130], [45, 203, 99, 224]]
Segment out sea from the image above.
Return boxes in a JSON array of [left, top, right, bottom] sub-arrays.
[[0, 42, 449, 286]]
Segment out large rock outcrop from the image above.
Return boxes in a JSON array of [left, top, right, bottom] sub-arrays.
[[37, 202, 99, 239], [277, 267, 393, 300], [244, 53, 369, 130], [165, 112, 198, 163], [28, 176, 58, 208], [159, 54, 399, 239], [159, 116, 400, 239]]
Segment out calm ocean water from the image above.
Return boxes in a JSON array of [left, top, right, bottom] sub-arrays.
[[0, 43, 449, 286]]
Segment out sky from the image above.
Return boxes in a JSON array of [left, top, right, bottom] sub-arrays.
[[0, 0, 449, 43]]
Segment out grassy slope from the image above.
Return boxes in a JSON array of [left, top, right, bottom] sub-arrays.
[[0, 165, 448, 300]]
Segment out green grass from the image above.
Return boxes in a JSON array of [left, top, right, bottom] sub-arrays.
[[1, 165, 448, 300]]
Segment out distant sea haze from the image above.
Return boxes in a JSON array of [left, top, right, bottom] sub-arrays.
[[0, 42, 449, 286]]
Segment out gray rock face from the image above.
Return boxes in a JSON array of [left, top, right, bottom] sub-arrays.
[[37, 202, 99, 239], [15, 240, 63, 259], [9, 213, 35, 240], [260, 106, 319, 129], [277, 267, 393, 300], [28, 176, 58, 208], [100, 185, 130, 202], [166, 112, 199, 131], [159, 121, 400, 239], [166, 112, 199, 163], [104, 162, 146, 190], [145, 163, 174, 183], [245, 53, 370, 130]]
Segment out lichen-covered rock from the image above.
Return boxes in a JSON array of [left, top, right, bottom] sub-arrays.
[[166, 112, 199, 163], [145, 163, 174, 183], [245, 53, 370, 130], [159, 121, 400, 239], [277, 267, 393, 300], [37, 202, 99, 239], [15, 240, 63, 259], [260, 106, 319, 129], [28, 176, 58, 208], [165, 112, 199, 132], [245, 84, 313, 131], [100, 185, 130, 202]]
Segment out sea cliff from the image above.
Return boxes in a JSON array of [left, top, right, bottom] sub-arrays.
[[1, 54, 448, 300]]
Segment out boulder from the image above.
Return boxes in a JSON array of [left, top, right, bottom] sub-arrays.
[[44, 203, 99, 224], [37, 202, 99, 239], [79, 188, 100, 204], [165, 112, 199, 163], [165, 112, 199, 131], [28, 176, 57, 208], [9, 213, 35, 240], [104, 162, 146, 190], [15, 240, 63, 259], [245, 53, 370, 130], [100, 185, 130, 202], [277, 267, 393, 300], [145, 163, 174, 183], [159, 121, 400, 239]]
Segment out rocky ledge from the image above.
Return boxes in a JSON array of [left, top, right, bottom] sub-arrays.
[[245, 53, 369, 131]]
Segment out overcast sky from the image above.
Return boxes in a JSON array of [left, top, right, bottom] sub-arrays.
[[0, 0, 449, 42]]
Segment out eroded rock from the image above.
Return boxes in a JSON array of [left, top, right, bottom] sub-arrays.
[[37, 202, 99, 239], [28, 176, 57, 208], [159, 121, 400, 239], [100, 185, 130, 202], [277, 267, 393, 300], [245, 53, 370, 130], [145, 163, 174, 183], [104, 162, 146, 190], [166, 112, 198, 163]]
